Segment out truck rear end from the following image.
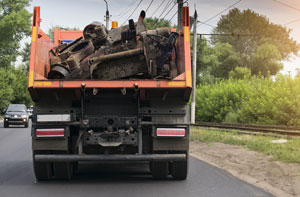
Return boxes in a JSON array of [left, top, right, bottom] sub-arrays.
[[29, 6, 192, 180]]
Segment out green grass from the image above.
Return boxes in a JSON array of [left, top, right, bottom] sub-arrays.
[[191, 127, 300, 163]]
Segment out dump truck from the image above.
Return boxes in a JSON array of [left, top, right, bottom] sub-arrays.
[[29, 6, 192, 180]]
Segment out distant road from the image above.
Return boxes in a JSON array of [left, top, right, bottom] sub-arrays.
[[0, 122, 272, 197]]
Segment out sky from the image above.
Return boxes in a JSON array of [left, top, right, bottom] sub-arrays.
[[27, 0, 300, 76]]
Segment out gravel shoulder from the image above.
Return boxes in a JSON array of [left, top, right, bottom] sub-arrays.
[[190, 140, 300, 197]]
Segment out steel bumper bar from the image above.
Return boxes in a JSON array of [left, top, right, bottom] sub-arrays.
[[34, 154, 186, 162]]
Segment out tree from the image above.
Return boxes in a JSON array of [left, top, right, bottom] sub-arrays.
[[143, 17, 172, 30], [0, 0, 31, 68], [250, 43, 283, 76], [0, 68, 15, 110], [211, 8, 299, 76], [11, 67, 33, 107], [229, 67, 251, 80], [20, 42, 31, 73], [195, 37, 240, 84]]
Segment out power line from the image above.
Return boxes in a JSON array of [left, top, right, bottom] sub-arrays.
[[197, 21, 216, 28], [114, 0, 137, 19], [122, 0, 143, 25], [150, 0, 169, 17], [161, 1, 177, 19], [168, 10, 178, 24], [156, 0, 173, 18], [285, 18, 300, 26], [198, 0, 242, 26], [145, 0, 154, 12], [271, 0, 300, 13]]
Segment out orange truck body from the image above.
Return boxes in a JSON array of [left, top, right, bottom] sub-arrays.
[[28, 6, 192, 99]]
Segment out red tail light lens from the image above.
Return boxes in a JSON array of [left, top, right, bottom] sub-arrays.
[[156, 128, 186, 137], [36, 128, 65, 137]]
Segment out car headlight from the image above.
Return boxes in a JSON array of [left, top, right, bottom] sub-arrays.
[[21, 115, 27, 118]]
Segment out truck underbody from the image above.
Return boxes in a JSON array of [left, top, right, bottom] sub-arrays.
[[31, 88, 189, 180]]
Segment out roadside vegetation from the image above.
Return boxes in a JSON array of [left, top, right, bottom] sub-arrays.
[[195, 73, 300, 126], [191, 127, 300, 163]]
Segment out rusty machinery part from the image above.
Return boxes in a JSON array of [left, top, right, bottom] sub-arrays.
[[121, 19, 136, 43], [47, 19, 179, 80], [57, 37, 83, 56], [142, 31, 178, 78], [68, 39, 95, 64], [106, 21, 146, 45], [83, 22, 107, 48], [139, 27, 171, 38], [48, 64, 70, 79], [49, 56, 61, 67], [90, 48, 144, 79], [91, 55, 147, 80], [138, 10, 146, 22]]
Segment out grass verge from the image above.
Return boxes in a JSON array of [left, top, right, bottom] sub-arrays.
[[191, 127, 300, 163]]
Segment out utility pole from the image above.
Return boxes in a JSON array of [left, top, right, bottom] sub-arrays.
[[104, 0, 109, 29], [177, 0, 184, 30], [191, 9, 198, 124]]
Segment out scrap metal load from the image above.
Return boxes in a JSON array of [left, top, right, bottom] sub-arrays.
[[48, 19, 179, 80]]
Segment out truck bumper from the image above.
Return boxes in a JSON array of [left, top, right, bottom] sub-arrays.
[[34, 154, 186, 162]]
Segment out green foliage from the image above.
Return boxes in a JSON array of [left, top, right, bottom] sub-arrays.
[[229, 67, 251, 80], [0, 68, 14, 110], [143, 17, 172, 30], [0, 0, 31, 68], [11, 67, 33, 107], [196, 78, 248, 122], [195, 38, 241, 84], [196, 75, 300, 126], [211, 8, 299, 77], [20, 42, 31, 73], [250, 43, 283, 76]]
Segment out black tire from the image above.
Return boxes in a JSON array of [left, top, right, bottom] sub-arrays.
[[150, 161, 169, 180], [72, 162, 79, 175], [24, 122, 29, 128], [4, 122, 8, 128], [33, 153, 52, 181], [53, 162, 72, 180], [171, 154, 189, 180]]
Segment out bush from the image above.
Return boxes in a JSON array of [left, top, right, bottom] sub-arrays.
[[196, 74, 300, 126]]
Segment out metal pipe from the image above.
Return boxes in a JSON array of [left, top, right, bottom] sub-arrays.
[[34, 154, 186, 162], [89, 47, 144, 65]]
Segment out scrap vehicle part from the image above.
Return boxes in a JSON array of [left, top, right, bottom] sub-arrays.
[[90, 47, 144, 79], [91, 56, 147, 80], [106, 21, 146, 45], [48, 64, 70, 79], [83, 22, 107, 48]]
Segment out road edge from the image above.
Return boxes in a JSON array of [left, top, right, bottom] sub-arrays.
[[190, 143, 294, 197]]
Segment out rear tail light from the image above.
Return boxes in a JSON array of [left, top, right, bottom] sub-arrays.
[[36, 128, 65, 137], [156, 128, 186, 137]]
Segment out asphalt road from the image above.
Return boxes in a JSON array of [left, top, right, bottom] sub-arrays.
[[0, 121, 273, 197]]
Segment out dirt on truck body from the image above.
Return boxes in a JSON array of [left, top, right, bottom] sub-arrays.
[[28, 6, 192, 180]]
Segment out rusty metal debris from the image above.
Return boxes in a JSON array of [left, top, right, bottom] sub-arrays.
[[48, 16, 179, 80]]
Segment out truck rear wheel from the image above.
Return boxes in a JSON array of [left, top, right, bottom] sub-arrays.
[[53, 162, 72, 180], [33, 152, 52, 181], [171, 154, 188, 180], [150, 161, 169, 180]]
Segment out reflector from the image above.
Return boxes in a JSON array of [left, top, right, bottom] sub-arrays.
[[156, 128, 185, 137], [36, 128, 65, 137]]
